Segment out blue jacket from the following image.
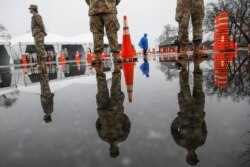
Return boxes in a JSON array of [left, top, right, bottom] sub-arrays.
[[140, 61, 149, 77], [139, 34, 148, 50]]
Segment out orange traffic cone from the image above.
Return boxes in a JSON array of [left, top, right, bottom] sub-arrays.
[[21, 54, 28, 75], [121, 16, 134, 60], [75, 51, 81, 71], [59, 51, 66, 65], [123, 62, 134, 103], [75, 51, 81, 62]]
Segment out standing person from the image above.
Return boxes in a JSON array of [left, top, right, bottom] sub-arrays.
[[175, 0, 207, 59], [85, 0, 122, 65], [29, 4, 47, 66], [139, 33, 148, 57]]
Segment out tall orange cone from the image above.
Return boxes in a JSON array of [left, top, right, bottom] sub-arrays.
[[121, 16, 134, 59], [123, 62, 134, 103]]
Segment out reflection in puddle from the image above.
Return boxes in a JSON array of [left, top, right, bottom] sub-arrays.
[[94, 63, 131, 158], [171, 58, 207, 166]]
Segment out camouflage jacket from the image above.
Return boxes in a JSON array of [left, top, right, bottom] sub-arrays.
[[31, 13, 47, 37], [85, 0, 121, 16]]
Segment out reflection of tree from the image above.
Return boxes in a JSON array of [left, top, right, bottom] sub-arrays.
[[0, 90, 19, 108], [158, 62, 179, 81], [204, 55, 250, 103]]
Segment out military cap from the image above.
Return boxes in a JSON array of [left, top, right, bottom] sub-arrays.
[[28, 4, 38, 9]]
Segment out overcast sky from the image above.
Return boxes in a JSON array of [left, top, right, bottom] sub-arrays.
[[0, 0, 211, 49]]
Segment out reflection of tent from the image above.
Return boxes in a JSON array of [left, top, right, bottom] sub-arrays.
[[0, 38, 12, 65], [10, 32, 86, 61], [0, 39, 12, 88]]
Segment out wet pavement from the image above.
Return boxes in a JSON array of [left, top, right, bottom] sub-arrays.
[[0, 52, 249, 167]]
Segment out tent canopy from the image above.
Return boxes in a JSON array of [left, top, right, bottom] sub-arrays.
[[69, 33, 122, 45], [10, 32, 85, 59], [10, 32, 72, 45]]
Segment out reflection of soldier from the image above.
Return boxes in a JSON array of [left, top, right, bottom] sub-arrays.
[[29, 4, 47, 64], [175, 0, 206, 58], [94, 64, 131, 158], [40, 63, 54, 123], [171, 59, 207, 166], [85, 0, 122, 64]]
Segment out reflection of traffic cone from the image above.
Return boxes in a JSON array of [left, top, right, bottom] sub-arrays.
[[220, 35, 226, 51], [122, 62, 134, 103], [235, 42, 238, 50], [121, 16, 134, 59], [228, 35, 235, 51]]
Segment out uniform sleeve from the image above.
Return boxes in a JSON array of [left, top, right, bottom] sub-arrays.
[[85, 0, 90, 5], [116, 0, 121, 5], [34, 15, 46, 34]]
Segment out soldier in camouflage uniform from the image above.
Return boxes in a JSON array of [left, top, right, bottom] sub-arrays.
[[85, 0, 122, 64], [171, 58, 207, 166], [40, 63, 54, 123], [175, 0, 207, 59], [94, 63, 131, 158], [29, 4, 47, 64]]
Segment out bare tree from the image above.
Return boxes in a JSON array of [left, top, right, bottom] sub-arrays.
[[0, 24, 11, 40], [204, 54, 250, 103], [204, 0, 250, 44], [156, 24, 178, 44]]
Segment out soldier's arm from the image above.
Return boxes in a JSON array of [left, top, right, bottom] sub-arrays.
[[116, 0, 121, 5], [85, 0, 90, 5], [34, 15, 46, 34]]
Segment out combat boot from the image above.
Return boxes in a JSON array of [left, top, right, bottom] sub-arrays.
[[92, 52, 102, 65], [178, 45, 188, 60], [193, 41, 208, 59], [113, 53, 122, 64]]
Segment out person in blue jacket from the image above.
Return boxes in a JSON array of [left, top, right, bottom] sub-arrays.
[[139, 33, 148, 57], [140, 58, 150, 77]]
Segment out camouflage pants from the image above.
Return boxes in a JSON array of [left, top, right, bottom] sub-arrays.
[[96, 71, 124, 110], [175, 0, 205, 45], [90, 13, 120, 54], [34, 32, 47, 60]]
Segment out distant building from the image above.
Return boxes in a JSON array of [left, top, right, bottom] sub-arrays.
[[159, 36, 192, 52]]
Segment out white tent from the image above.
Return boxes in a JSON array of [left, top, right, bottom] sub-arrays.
[[10, 32, 86, 60], [10, 32, 68, 59]]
